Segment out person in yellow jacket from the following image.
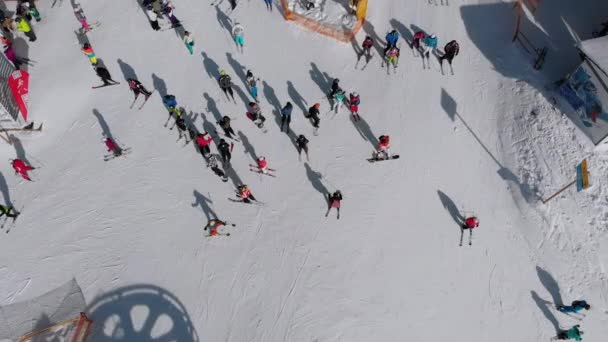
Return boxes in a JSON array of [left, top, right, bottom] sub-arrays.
[[16, 16, 36, 42]]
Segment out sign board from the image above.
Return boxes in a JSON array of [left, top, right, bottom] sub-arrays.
[[576, 159, 590, 191], [8, 69, 29, 121]]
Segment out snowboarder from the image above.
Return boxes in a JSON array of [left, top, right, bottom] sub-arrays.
[[246, 102, 266, 128], [326, 190, 342, 219], [409, 30, 426, 51], [558, 300, 591, 314], [555, 325, 583, 341], [217, 116, 236, 139], [11, 158, 34, 181], [183, 31, 194, 54], [328, 78, 342, 98], [237, 184, 257, 203], [207, 154, 228, 182], [218, 138, 231, 163], [296, 134, 309, 160], [422, 33, 438, 59], [170, 115, 189, 142], [232, 22, 245, 52], [144, 4, 160, 31], [204, 218, 233, 236], [74, 3, 91, 32], [349, 92, 360, 120], [16, 16, 35, 42], [128, 78, 153, 100], [280, 102, 293, 133], [245, 70, 259, 102], [218, 70, 235, 101], [0, 204, 19, 219], [385, 29, 399, 54], [161, 0, 180, 27], [332, 89, 346, 113], [81, 43, 97, 65], [306, 103, 321, 129], [195, 132, 213, 158], [95, 65, 120, 86], [104, 136, 123, 157], [375, 135, 391, 160], [384, 46, 400, 72], [439, 40, 459, 72], [360, 35, 373, 62], [264, 0, 273, 11]]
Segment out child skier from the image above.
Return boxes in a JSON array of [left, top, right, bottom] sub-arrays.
[[280, 102, 293, 133], [558, 300, 591, 314], [195, 132, 213, 158], [410, 30, 426, 51], [127, 78, 153, 101], [376, 135, 391, 160], [12, 158, 34, 181], [162, 94, 180, 118], [218, 70, 235, 101], [207, 154, 228, 182], [326, 190, 342, 219], [555, 325, 583, 341], [252, 156, 273, 175], [306, 103, 321, 129], [218, 139, 232, 163], [384, 46, 400, 73], [81, 43, 96, 65], [95, 65, 120, 86], [183, 31, 194, 54], [349, 92, 360, 120], [360, 35, 373, 62], [74, 3, 91, 32], [104, 136, 123, 157], [0, 204, 19, 220], [204, 218, 234, 237], [296, 134, 309, 161], [217, 116, 236, 139], [237, 184, 257, 203], [245, 70, 259, 102], [232, 22, 245, 52], [332, 89, 346, 113]]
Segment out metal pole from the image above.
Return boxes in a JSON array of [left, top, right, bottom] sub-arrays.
[[541, 180, 576, 204]]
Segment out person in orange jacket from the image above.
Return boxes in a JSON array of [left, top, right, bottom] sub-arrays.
[[11, 158, 34, 181]]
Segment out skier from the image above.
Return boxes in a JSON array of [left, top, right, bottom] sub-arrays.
[[228, 0, 237, 11], [264, 0, 273, 11], [409, 30, 426, 51], [375, 135, 391, 160], [462, 216, 479, 230], [360, 35, 373, 62], [218, 138, 231, 163], [16, 16, 35, 42], [11, 158, 34, 181], [74, 3, 91, 32], [328, 78, 342, 98], [332, 89, 346, 113], [161, 0, 180, 27], [218, 70, 235, 101], [195, 132, 213, 158], [280, 102, 293, 133], [558, 300, 591, 314], [384, 46, 400, 72], [207, 154, 228, 182], [21, 2, 40, 22], [204, 218, 233, 236], [145, 4, 160, 31], [95, 65, 120, 86], [0, 204, 19, 220], [245, 70, 259, 102], [349, 92, 360, 120], [237, 184, 257, 203], [217, 116, 236, 139], [127, 78, 153, 101], [439, 40, 460, 70], [306, 103, 321, 129], [555, 325, 583, 341], [183, 31, 194, 54], [170, 115, 188, 142], [255, 156, 270, 174], [246, 102, 266, 128], [296, 134, 309, 160], [232, 22, 245, 52], [162, 94, 180, 117], [385, 29, 399, 54], [104, 136, 123, 157], [421, 33, 438, 60], [326, 190, 342, 219], [81, 43, 97, 65]]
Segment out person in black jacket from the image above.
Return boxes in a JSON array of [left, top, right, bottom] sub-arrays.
[[218, 139, 231, 163], [280, 102, 293, 133], [217, 116, 235, 139], [296, 134, 309, 160], [306, 103, 320, 128], [218, 70, 234, 101], [95, 65, 120, 86]]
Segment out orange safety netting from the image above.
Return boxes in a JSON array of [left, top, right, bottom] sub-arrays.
[[280, 0, 368, 43]]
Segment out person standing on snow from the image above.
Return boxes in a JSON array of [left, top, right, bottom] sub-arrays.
[[280, 102, 293, 133], [245, 70, 260, 102], [204, 218, 234, 236], [12, 158, 34, 181], [95, 65, 120, 86], [183, 31, 195, 54], [128, 78, 153, 100], [207, 154, 228, 182], [360, 35, 373, 62], [296, 134, 309, 160], [376, 135, 391, 160], [218, 138, 232, 163], [555, 325, 583, 341], [384, 46, 400, 70], [162, 94, 180, 117], [462, 216, 479, 230], [247, 102, 266, 128], [170, 115, 188, 142], [349, 92, 360, 119], [409, 30, 426, 51], [195, 132, 213, 158], [145, 4, 160, 31], [328, 78, 342, 99], [332, 89, 346, 113], [0, 204, 19, 220], [326, 190, 342, 219], [217, 116, 236, 139], [439, 40, 459, 66], [232, 22, 245, 52], [558, 300, 591, 314], [16, 16, 35, 42], [306, 103, 321, 129], [218, 70, 235, 101], [81, 43, 97, 65], [255, 156, 270, 174], [422, 33, 438, 59], [385, 29, 399, 54]]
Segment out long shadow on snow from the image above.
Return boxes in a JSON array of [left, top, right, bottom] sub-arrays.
[[203, 93, 222, 122], [224, 163, 244, 189], [192, 190, 218, 221], [215, 5, 232, 35], [232, 84, 251, 109], [304, 162, 330, 204], [151, 73, 168, 98], [202, 52, 220, 80], [390, 18, 413, 46], [0, 172, 14, 208], [238, 130, 258, 163], [86, 284, 199, 342], [440, 88, 540, 203], [226, 52, 247, 89], [309, 62, 332, 97], [117, 58, 137, 81], [9, 135, 30, 165], [531, 290, 562, 333], [350, 115, 377, 149], [536, 266, 564, 306], [436, 190, 465, 227], [362, 20, 385, 57], [92, 109, 114, 140], [287, 80, 309, 115], [262, 81, 283, 130]]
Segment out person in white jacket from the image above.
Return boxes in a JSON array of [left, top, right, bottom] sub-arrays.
[[232, 22, 244, 52]]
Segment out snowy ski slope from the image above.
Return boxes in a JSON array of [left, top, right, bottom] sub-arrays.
[[0, 0, 607, 341]]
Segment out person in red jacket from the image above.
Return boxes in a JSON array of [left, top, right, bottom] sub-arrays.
[[237, 184, 257, 203], [376, 135, 391, 160], [360, 35, 373, 62], [257, 156, 268, 174], [410, 31, 426, 51], [462, 216, 479, 229], [12, 158, 34, 181], [104, 137, 122, 157], [349, 92, 360, 120], [195, 132, 213, 157]]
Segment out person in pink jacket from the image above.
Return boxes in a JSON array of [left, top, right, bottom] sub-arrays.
[[12, 158, 34, 181]]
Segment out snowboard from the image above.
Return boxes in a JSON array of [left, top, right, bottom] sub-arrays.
[[367, 155, 400, 163]]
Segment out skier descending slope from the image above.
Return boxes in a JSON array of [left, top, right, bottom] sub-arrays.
[[553, 325, 583, 341], [384, 46, 400, 74], [234, 184, 259, 204], [11, 158, 34, 181], [332, 90, 346, 114], [218, 70, 235, 102], [326, 190, 342, 219], [349, 92, 361, 121], [280, 102, 293, 133], [439, 40, 459, 75], [195, 132, 213, 158], [183, 31, 194, 54], [409, 30, 426, 55], [218, 139, 232, 163], [232, 22, 245, 53], [217, 116, 236, 139], [360, 36, 374, 63], [369, 135, 400, 162], [162, 94, 181, 126], [169, 116, 189, 143], [384, 29, 399, 54], [81, 43, 97, 65], [127, 78, 153, 109], [328, 78, 342, 99], [421, 33, 438, 69], [204, 218, 235, 237], [558, 300, 591, 315], [245, 70, 260, 102], [296, 134, 309, 161], [250, 156, 275, 177], [207, 154, 228, 182], [306, 103, 321, 135], [461, 215, 479, 246]]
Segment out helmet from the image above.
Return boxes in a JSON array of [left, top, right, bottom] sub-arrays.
[[220, 138, 226, 143], [247, 70, 252, 76], [258, 156, 265, 161], [352, 92, 358, 97], [299, 134, 305, 139], [223, 115, 230, 121], [220, 70, 226, 76], [430, 34, 436, 39], [314, 103, 320, 108], [334, 78, 340, 83], [366, 35, 371, 40], [83, 43, 90, 48]]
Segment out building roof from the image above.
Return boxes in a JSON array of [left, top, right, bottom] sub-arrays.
[[579, 36, 608, 73]]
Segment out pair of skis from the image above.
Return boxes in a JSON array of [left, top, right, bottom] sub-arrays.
[[92, 81, 120, 89], [205, 222, 236, 237], [459, 227, 473, 246], [228, 198, 265, 206], [249, 165, 276, 177], [129, 90, 155, 110], [1, 210, 21, 233], [103, 148, 132, 161]]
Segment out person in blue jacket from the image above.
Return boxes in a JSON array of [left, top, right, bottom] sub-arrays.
[[385, 29, 399, 48], [558, 300, 591, 314], [280, 102, 293, 133], [422, 33, 438, 59]]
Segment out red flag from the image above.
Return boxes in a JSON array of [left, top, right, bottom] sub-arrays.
[[8, 70, 30, 121]]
